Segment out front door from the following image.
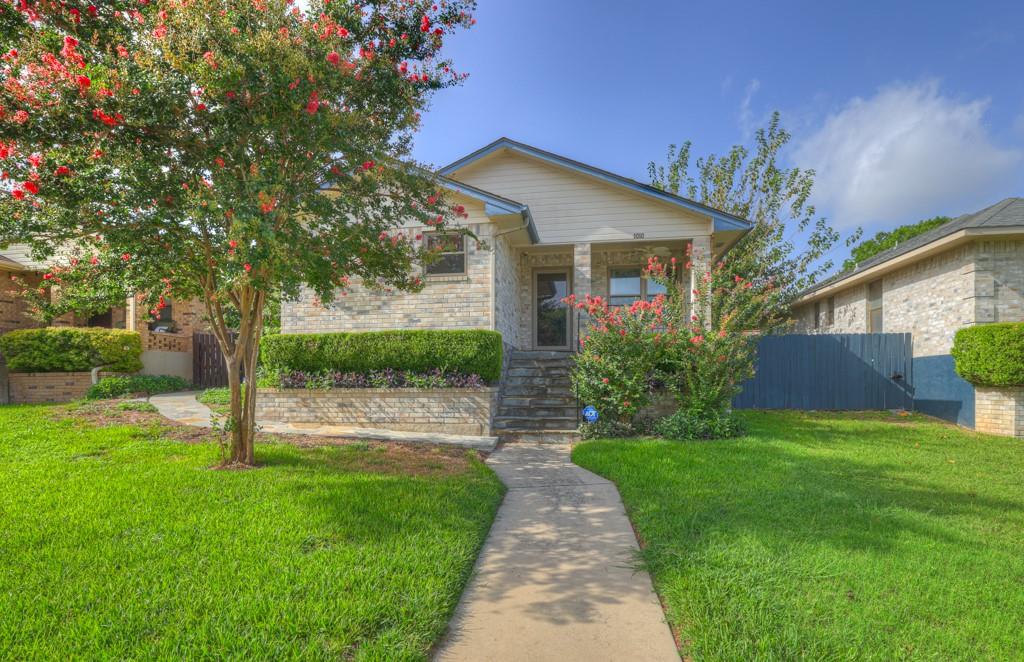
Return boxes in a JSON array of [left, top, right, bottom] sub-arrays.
[[534, 270, 571, 350]]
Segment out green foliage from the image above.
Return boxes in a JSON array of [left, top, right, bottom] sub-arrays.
[[649, 112, 857, 330], [574, 410, 1024, 659], [951, 323, 1024, 386], [0, 328, 142, 373], [260, 330, 503, 383], [116, 401, 159, 413], [86, 375, 191, 400], [197, 387, 233, 406], [0, 405, 503, 659], [842, 216, 951, 271], [653, 406, 744, 440]]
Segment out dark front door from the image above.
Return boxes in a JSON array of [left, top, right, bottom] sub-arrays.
[[534, 270, 571, 350]]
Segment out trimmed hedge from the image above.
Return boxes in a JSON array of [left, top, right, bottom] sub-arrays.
[[260, 330, 503, 383], [0, 328, 143, 373], [86, 375, 192, 400], [951, 323, 1024, 387]]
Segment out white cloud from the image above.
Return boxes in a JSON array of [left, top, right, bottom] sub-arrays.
[[738, 79, 761, 137], [794, 81, 1022, 229]]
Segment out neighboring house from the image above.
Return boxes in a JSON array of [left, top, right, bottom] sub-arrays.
[[1, 244, 204, 402], [792, 197, 1024, 427], [281, 138, 751, 436]]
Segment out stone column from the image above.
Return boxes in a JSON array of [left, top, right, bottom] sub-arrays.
[[573, 243, 592, 348], [689, 235, 713, 322]]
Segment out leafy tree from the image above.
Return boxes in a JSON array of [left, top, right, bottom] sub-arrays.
[[842, 216, 950, 271], [648, 112, 860, 331], [0, 0, 475, 466]]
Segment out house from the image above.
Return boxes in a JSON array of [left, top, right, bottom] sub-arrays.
[[1, 244, 204, 402], [792, 197, 1024, 428], [280, 138, 751, 437]]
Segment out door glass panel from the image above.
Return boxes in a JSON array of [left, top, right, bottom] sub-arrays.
[[536, 272, 569, 347]]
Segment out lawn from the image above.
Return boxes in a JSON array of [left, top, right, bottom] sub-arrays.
[[573, 411, 1024, 661], [0, 403, 503, 660]]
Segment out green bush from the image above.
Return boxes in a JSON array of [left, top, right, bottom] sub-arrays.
[[260, 330, 503, 383], [654, 407, 745, 441], [952, 323, 1024, 387], [86, 375, 191, 400], [0, 327, 142, 373]]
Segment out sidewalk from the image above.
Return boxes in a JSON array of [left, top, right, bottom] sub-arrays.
[[147, 391, 498, 451], [435, 443, 679, 662]]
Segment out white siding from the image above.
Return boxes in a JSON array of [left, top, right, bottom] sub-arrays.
[[449, 151, 713, 244]]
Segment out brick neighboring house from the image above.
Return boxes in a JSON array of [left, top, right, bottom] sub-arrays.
[[1, 244, 204, 402], [792, 197, 1024, 428], [281, 138, 752, 437]]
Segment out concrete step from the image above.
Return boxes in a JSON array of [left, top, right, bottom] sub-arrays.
[[498, 406, 579, 419], [499, 396, 577, 408], [497, 429, 582, 444], [507, 366, 572, 378], [501, 384, 575, 398], [494, 416, 578, 430], [509, 350, 575, 361], [502, 376, 572, 388]]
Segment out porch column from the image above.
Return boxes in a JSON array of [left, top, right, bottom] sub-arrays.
[[573, 242, 592, 348], [689, 235, 713, 323]]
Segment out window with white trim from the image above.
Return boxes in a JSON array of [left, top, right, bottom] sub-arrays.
[[608, 267, 667, 306], [424, 233, 466, 276]]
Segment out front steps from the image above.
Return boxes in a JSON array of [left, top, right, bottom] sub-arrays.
[[495, 351, 581, 443]]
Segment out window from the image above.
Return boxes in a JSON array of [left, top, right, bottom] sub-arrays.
[[608, 267, 667, 306], [827, 296, 835, 327], [148, 299, 175, 333], [814, 301, 821, 330], [867, 280, 883, 332], [424, 233, 466, 276]]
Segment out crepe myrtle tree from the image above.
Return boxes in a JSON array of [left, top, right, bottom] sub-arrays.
[[0, 0, 476, 466]]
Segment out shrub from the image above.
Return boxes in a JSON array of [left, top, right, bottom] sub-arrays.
[[654, 407, 745, 441], [260, 330, 502, 383], [952, 323, 1024, 387], [0, 328, 142, 373], [86, 375, 191, 400]]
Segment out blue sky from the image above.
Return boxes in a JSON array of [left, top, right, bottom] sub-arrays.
[[410, 0, 1024, 269]]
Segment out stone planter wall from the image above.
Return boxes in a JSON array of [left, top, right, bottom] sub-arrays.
[[7, 371, 118, 404], [974, 386, 1024, 438], [256, 387, 500, 436]]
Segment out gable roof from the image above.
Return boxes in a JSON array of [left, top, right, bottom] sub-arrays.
[[438, 137, 752, 234], [438, 176, 540, 244], [801, 197, 1024, 300]]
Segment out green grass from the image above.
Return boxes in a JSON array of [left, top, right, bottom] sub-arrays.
[[0, 405, 503, 660], [197, 386, 234, 415], [573, 411, 1024, 661]]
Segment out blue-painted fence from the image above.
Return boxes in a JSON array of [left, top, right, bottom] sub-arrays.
[[733, 333, 914, 411]]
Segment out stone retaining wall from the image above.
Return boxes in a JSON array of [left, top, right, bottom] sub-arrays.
[[975, 386, 1024, 438], [8, 372, 109, 404], [256, 387, 500, 436]]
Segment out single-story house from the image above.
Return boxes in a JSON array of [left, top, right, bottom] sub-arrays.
[[792, 197, 1024, 428], [1, 244, 204, 402], [281, 138, 751, 437]]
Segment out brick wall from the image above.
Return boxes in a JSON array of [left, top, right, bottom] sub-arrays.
[[282, 222, 495, 335], [133, 297, 206, 354], [256, 387, 500, 435], [974, 386, 1024, 438], [0, 269, 43, 335], [8, 371, 118, 404]]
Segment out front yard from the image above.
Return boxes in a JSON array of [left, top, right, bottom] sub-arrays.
[[0, 403, 503, 661], [574, 411, 1024, 661]]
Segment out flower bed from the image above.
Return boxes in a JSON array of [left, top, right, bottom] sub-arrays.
[[271, 368, 486, 390]]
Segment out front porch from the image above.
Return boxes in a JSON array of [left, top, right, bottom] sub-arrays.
[[508, 237, 711, 351]]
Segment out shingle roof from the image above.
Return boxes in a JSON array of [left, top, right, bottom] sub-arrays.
[[804, 197, 1024, 296]]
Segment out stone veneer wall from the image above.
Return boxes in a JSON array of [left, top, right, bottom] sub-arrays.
[[8, 371, 118, 404], [282, 222, 495, 335], [493, 232, 528, 349], [974, 387, 1024, 438], [255, 387, 499, 436]]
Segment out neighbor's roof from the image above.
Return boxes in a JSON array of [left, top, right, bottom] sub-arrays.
[[0, 243, 52, 272], [438, 137, 752, 234], [801, 197, 1024, 300]]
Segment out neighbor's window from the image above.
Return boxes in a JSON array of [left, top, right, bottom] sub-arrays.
[[608, 267, 667, 306], [148, 299, 175, 333], [424, 233, 466, 276], [827, 296, 836, 327], [867, 280, 883, 332]]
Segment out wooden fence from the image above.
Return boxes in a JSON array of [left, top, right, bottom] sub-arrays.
[[192, 331, 237, 389]]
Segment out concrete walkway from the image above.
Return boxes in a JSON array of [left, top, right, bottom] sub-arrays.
[[147, 391, 499, 451], [435, 443, 679, 662]]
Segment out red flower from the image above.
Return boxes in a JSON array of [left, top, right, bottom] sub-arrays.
[[90, 256, 99, 265], [121, 253, 131, 261], [327, 51, 340, 65], [243, 263, 252, 272], [22, 181, 39, 195], [338, 27, 350, 38], [228, 240, 238, 249], [54, 166, 70, 176], [214, 157, 225, 168], [76, 75, 91, 92], [152, 24, 167, 39], [43, 273, 52, 280], [602, 377, 609, 384], [420, 15, 431, 32], [195, 103, 207, 111], [305, 91, 320, 114], [361, 160, 375, 170]]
